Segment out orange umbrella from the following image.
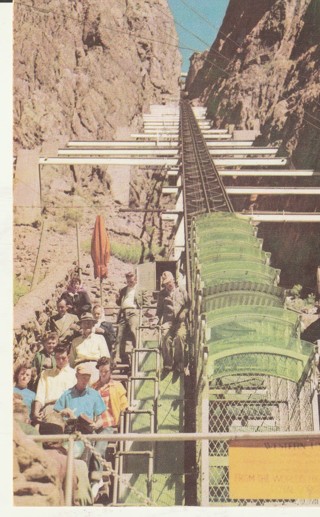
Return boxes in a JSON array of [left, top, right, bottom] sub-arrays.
[[91, 215, 110, 280]]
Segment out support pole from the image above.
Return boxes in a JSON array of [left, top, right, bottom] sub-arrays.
[[31, 219, 46, 290], [317, 266, 320, 299], [65, 436, 74, 506], [38, 164, 42, 209], [76, 223, 81, 278]]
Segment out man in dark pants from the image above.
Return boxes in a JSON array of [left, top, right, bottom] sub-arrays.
[[155, 271, 190, 373], [91, 304, 116, 356], [114, 271, 148, 364]]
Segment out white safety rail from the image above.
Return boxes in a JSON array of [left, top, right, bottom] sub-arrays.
[[60, 149, 281, 158], [214, 158, 288, 167], [67, 141, 179, 148], [226, 187, 320, 195], [39, 157, 178, 166], [220, 169, 315, 176], [208, 148, 278, 156], [57, 149, 178, 156], [161, 210, 320, 223], [39, 103, 319, 227], [241, 212, 320, 222], [163, 186, 320, 195]]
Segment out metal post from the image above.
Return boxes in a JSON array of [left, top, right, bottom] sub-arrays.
[[137, 307, 142, 350], [201, 392, 210, 506], [38, 163, 42, 209], [132, 349, 137, 377], [65, 436, 74, 506], [147, 452, 154, 501], [30, 219, 46, 290], [76, 222, 81, 278], [113, 454, 120, 505]]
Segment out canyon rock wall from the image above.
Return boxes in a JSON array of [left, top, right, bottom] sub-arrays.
[[186, 0, 320, 289], [14, 0, 181, 152], [187, 0, 320, 170]]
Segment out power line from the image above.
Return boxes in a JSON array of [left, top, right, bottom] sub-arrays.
[[302, 117, 320, 132], [304, 110, 320, 126], [175, 0, 240, 49], [14, 2, 319, 135], [15, 1, 232, 79], [15, 2, 183, 51], [154, 1, 232, 64]]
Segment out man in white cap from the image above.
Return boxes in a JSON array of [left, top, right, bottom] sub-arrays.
[[53, 362, 106, 428], [114, 271, 148, 364], [155, 271, 190, 373], [53, 363, 107, 498], [69, 312, 110, 384]]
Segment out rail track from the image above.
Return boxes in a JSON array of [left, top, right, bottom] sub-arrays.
[[180, 100, 233, 225]]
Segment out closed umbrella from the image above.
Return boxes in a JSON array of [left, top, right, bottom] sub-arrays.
[[91, 215, 110, 305]]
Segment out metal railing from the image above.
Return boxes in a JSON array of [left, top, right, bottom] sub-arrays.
[[28, 430, 320, 506]]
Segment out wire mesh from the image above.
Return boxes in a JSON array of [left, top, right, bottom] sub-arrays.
[[206, 374, 317, 506]]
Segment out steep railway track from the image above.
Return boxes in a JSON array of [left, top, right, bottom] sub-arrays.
[[180, 100, 234, 225], [177, 100, 318, 505], [179, 99, 236, 504]]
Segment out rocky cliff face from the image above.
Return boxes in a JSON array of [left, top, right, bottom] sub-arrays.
[[187, 0, 320, 171], [186, 0, 320, 289], [13, 0, 180, 322], [14, 0, 181, 152]]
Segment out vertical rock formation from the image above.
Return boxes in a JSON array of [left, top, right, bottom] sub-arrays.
[[186, 0, 320, 289], [187, 0, 320, 171], [14, 0, 181, 152]]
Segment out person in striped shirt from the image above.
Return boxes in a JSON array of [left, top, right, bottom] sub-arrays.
[[91, 357, 130, 475]]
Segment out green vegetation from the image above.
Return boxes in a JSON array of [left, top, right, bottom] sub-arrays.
[[286, 284, 316, 312], [81, 238, 142, 263], [147, 243, 166, 259], [290, 284, 303, 298], [111, 241, 141, 263], [81, 238, 91, 253], [14, 277, 30, 305], [48, 220, 69, 235], [207, 96, 221, 119], [81, 237, 163, 264], [62, 208, 83, 225]]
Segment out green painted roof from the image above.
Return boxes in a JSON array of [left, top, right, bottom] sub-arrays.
[[203, 290, 284, 311], [206, 305, 299, 333], [193, 212, 315, 385], [196, 246, 270, 264], [201, 264, 279, 286]]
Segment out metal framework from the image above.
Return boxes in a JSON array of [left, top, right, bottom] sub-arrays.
[[189, 212, 318, 506]]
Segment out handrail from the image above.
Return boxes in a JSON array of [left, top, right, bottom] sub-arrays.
[[29, 430, 320, 443], [27, 430, 320, 505]]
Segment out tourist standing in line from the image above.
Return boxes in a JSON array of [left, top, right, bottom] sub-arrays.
[[31, 332, 59, 391], [114, 271, 148, 364], [155, 271, 190, 373], [32, 344, 76, 422], [60, 276, 92, 318], [13, 363, 36, 418], [91, 304, 116, 356], [91, 357, 129, 471], [46, 298, 79, 345], [69, 313, 110, 384]]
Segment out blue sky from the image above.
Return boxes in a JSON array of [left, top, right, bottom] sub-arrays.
[[167, 0, 229, 72]]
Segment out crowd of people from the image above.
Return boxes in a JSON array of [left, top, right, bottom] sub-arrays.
[[13, 268, 190, 504]]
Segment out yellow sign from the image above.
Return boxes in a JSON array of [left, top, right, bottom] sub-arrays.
[[229, 438, 320, 500]]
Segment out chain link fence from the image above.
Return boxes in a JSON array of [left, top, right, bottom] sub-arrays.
[[206, 373, 318, 506]]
